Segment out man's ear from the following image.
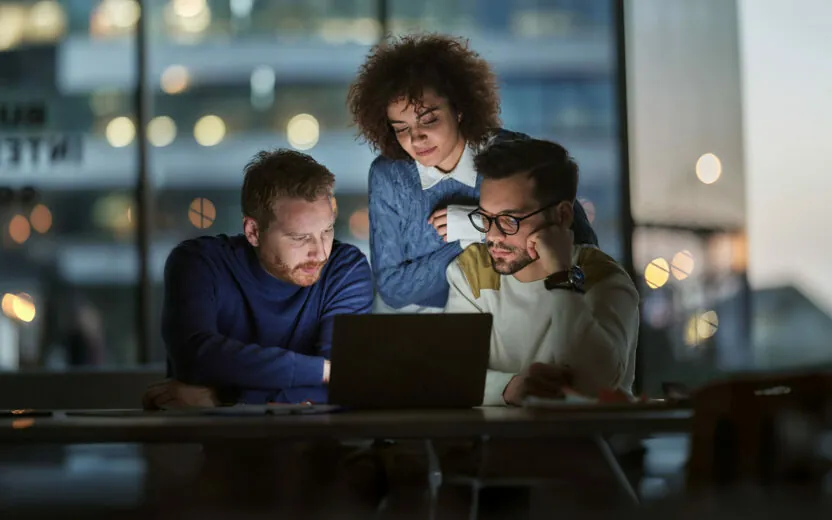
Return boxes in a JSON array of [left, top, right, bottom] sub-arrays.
[[330, 195, 338, 219], [243, 216, 260, 247], [556, 200, 574, 229]]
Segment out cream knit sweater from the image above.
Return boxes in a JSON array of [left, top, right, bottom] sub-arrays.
[[445, 244, 640, 405]]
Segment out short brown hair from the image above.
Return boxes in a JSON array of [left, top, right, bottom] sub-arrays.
[[347, 33, 501, 160], [241, 149, 335, 229], [475, 139, 579, 204]]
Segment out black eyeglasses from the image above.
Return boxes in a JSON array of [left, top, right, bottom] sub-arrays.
[[468, 202, 561, 236]]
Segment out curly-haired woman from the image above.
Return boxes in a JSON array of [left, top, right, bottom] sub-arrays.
[[348, 33, 597, 311]]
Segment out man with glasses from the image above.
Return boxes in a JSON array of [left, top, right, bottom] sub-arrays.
[[445, 138, 640, 405]]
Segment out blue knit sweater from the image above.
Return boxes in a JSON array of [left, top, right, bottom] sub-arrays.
[[162, 234, 373, 404], [368, 129, 598, 310]]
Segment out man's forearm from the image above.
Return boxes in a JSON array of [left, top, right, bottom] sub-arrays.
[[277, 385, 329, 404], [483, 369, 515, 406], [545, 284, 636, 396], [171, 332, 327, 390]]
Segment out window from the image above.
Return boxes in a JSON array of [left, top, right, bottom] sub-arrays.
[[1, 1, 137, 368], [0, 0, 625, 370]]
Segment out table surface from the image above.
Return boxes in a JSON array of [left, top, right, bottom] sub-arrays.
[[0, 404, 692, 444]]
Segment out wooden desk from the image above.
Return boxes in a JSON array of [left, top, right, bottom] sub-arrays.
[[0, 406, 692, 444], [0, 406, 693, 516]]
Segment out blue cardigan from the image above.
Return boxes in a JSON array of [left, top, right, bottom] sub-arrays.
[[368, 129, 598, 309]]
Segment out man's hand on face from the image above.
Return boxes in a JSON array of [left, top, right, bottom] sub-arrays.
[[142, 379, 218, 410], [526, 218, 574, 276], [502, 362, 573, 406], [427, 208, 448, 242]]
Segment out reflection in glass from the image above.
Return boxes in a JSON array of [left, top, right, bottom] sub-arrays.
[[193, 115, 225, 146], [671, 250, 694, 281], [8, 214, 32, 245], [90, 0, 141, 37], [696, 152, 723, 184], [2, 293, 36, 323], [105, 116, 136, 148], [644, 257, 670, 290], [29, 204, 53, 234], [188, 198, 216, 230], [0, 4, 26, 51], [160, 65, 190, 95], [286, 113, 320, 151], [147, 116, 177, 147], [0, 0, 623, 369]]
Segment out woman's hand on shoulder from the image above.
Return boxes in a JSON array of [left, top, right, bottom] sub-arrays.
[[427, 208, 448, 242]]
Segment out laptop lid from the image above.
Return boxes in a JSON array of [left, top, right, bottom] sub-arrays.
[[328, 313, 493, 409]]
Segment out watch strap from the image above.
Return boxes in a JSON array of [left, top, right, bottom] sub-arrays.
[[543, 270, 570, 288], [544, 267, 586, 293]]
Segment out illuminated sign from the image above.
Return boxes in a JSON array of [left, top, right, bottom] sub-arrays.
[[0, 102, 83, 169]]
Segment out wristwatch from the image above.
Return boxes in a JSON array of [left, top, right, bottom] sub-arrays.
[[544, 266, 585, 293]]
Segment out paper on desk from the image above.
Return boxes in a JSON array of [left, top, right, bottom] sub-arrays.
[[523, 386, 656, 408]]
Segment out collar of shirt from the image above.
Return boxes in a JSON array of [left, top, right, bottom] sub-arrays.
[[416, 145, 476, 190]]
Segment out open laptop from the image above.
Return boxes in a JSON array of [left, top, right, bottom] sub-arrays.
[[328, 314, 493, 409]]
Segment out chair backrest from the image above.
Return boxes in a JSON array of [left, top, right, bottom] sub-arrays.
[[687, 370, 832, 492], [0, 369, 165, 409]]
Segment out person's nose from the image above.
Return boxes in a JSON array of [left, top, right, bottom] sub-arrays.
[[307, 238, 326, 262], [486, 222, 507, 242], [409, 126, 428, 145]]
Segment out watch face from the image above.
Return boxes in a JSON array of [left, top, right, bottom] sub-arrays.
[[569, 266, 585, 288]]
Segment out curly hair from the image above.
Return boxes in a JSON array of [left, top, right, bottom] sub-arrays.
[[347, 33, 501, 160], [241, 149, 335, 230]]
